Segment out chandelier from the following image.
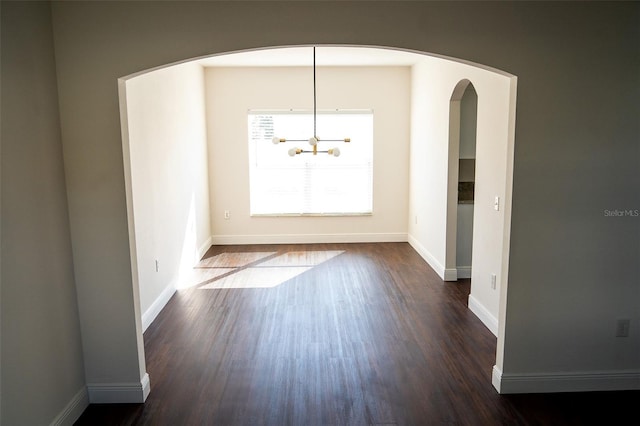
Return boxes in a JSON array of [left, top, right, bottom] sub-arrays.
[[271, 47, 350, 157]]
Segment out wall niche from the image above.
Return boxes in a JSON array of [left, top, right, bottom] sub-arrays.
[[458, 158, 475, 204]]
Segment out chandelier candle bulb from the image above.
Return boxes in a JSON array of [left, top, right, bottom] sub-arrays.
[[328, 148, 341, 157]]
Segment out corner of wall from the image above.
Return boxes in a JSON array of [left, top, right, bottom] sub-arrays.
[[141, 284, 176, 332], [198, 235, 213, 261], [49, 387, 89, 426], [408, 234, 446, 280], [468, 294, 498, 336], [87, 373, 150, 404]]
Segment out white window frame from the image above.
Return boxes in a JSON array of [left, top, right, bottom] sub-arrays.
[[248, 109, 374, 216]]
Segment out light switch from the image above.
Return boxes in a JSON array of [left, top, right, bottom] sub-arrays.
[[494, 196, 500, 211]]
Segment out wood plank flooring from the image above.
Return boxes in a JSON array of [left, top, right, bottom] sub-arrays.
[[75, 243, 639, 425]]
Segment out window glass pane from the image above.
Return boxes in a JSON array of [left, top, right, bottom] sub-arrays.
[[248, 111, 373, 215]]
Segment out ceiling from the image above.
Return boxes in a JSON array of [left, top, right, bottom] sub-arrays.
[[196, 46, 425, 67]]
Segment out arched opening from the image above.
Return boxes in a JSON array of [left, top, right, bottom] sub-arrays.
[[118, 45, 517, 397], [445, 79, 478, 285], [457, 84, 478, 278], [445, 79, 477, 282]]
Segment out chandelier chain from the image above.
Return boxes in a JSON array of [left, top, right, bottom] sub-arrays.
[[313, 46, 317, 138]]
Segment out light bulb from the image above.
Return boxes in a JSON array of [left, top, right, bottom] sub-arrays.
[[308, 137, 318, 146], [288, 148, 298, 157], [272, 136, 281, 145], [331, 147, 341, 157]]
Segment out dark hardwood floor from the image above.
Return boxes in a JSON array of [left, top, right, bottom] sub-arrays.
[[75, 243, 638, 425]]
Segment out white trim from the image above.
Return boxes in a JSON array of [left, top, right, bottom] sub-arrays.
[[493, 367, 640, 394], [87, 373, 150, 403], [407, 235, 446, 280], [457, 266, 471, 279], [198, 235, 213, 260], [492, 365, 503, 393], [142, 284, 176, 332], [468, 294, 498, 336], [444, 268, 458, 281], [211, 233, 407, 245], [50, 387, 89, 426]]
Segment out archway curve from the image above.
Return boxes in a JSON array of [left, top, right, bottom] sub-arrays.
[[121, 44, 517, 81], [450, 78, 474, 101], [118, 44, 517, 394]]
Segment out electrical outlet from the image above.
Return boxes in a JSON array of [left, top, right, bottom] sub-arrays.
[[491, 274, 497, 289], [224, 210, 230, 220], [616, 319, 630, 337]]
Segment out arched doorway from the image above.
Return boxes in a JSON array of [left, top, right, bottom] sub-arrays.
[[445, 81, 478, 282], [119, 45, 517, 398], [445, 79, 478, 282]]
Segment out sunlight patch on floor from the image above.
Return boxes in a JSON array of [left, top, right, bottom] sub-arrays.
[[259, 250, 344, 267], [199, 266, 313, 289], [178, 267, 236, 289], [196, 252, 277, 268], [193, 250, 345, 290]]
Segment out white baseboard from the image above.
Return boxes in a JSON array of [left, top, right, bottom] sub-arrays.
[[211, 233, 407, 245], [50, 386, 89, 426], [198, 235, 213, 260], [468, 294, 498, 336], [493, 365, 640, 394], [142, 283, 176, 332], [407, 235, 446, 280], [492, 365, 503, 393], [457, 266, 471, 279], [87, 373, 150, 403], [444, 268, 458, 281]]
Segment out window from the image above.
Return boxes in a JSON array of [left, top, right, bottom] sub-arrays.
[[248, 110, 373, 215]]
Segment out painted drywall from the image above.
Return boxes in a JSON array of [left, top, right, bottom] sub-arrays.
[[205, 66, 410, 242], [0, 2, 87, 424], [408, 56, 514, 336], [460, 85, 478, 160], [456, 204, 474, 273], [123, 62, 211, 328], [43, 0, 639, 398]]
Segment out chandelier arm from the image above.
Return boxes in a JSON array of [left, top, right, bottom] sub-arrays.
[[276, 46, 349, 157]]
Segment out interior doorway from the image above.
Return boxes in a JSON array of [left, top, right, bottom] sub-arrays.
[[119, 45, 517, 394], [445, 79, 478, 281], [456, 84, 478, 279]]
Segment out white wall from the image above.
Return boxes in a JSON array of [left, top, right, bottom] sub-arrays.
[[122, 62, 211, 330], [408, 56, 515, 338], [1, 2, 87, 424], [205, 66, 410, 243], [44, 1, 639, 399]]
